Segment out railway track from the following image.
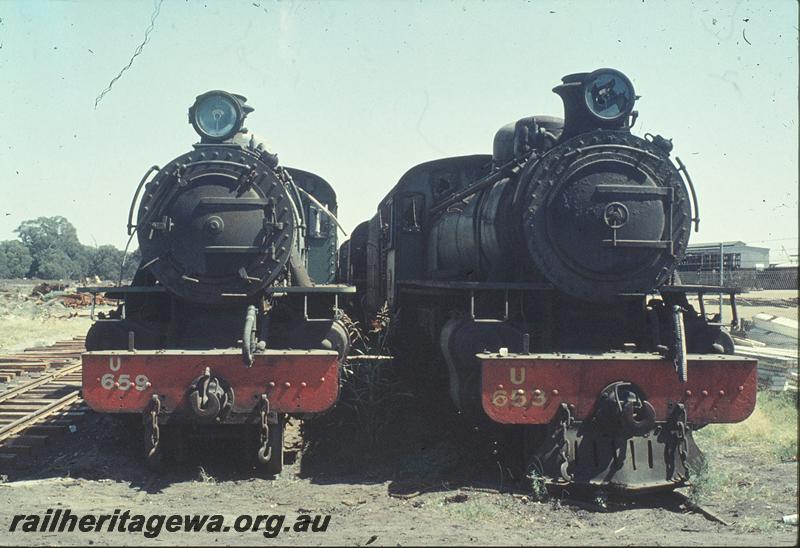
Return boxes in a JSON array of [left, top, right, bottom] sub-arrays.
[[0, 337, 87, 467]]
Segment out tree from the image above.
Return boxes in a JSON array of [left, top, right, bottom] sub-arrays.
[[88, 245, 125, 280], [0, 240, 33, 278], [34, 248, 79, 280], [15, 216, 88, 279], [85, 245, 141, 281], [8, 216, 141, 280], [16, 216, 83, 257], [123, 247, 142, 280]]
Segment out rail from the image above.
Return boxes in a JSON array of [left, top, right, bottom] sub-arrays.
[[0, 338, 86, 464]]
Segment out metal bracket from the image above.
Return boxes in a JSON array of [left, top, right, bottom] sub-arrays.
[[303, 294, 341, 322], [469, 289, 509, 323], [150, 215, 174, 232], [89, 292, 126, 322]]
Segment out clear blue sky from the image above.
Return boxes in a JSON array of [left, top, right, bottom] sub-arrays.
[[1, 0, 797, 261]]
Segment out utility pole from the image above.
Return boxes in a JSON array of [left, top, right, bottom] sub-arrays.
[[719, 242, 724, 321]]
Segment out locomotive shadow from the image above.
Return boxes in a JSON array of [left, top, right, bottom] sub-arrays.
[[549, 486, 693, 517], [0, 413, 285, 493], [296, 370, 703, 515], [298, 372, 527, 494]]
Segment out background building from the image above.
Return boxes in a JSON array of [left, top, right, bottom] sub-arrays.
[[678, 241, 770, 272], [678, 241, 796, 290]]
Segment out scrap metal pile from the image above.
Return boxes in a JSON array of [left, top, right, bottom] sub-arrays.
[[30, 283, 107, 309]]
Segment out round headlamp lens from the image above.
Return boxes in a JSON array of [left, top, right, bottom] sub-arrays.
[[193, 93, 240, 140], [583, 69, 635, 121]]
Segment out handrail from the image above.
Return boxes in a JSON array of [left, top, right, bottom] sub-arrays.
[[675, 156, 700, 232], [295, 186, 348, 237], [127, 165, 160, 235]]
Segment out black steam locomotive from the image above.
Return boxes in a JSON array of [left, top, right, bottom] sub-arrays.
[[341, 69, 757, 491], [80, 91, 353, 472]]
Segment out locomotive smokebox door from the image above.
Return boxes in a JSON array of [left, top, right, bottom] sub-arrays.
[[137, 147, 296, 304], [519, 131, 691, 303]]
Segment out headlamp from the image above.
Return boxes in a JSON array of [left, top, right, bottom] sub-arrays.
[[188, 90, 250, 142], [582, 69, 636, 122]]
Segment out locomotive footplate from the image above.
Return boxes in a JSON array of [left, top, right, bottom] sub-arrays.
[[82, 349, 340, 421]]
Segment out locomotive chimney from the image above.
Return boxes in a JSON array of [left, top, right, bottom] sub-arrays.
[[552, 72, 591, 140]]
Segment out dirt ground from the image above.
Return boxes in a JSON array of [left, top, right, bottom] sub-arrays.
[[687, 289, 798, 322], [0, 282, 797, 546], [0, 393, 796, 546], [0, 280, 94, 352]]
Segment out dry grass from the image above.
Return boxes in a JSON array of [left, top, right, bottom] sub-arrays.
[[0, 280, 94, 352], [690, 390, 797, 530], [695, 390, 798, 462], [197, 466, 216, 484], [439, 492, 518, 522], [0, 316, 92, 352]]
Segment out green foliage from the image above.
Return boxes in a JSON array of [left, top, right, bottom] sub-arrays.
[[122, 247, 141, 280], [34, 247, 81, 279], [15, 216, 87, 279], [16, 216, 83, 258], [0, 240, 33, 278], [0, 216, 138, 281], [88, 245, 125, 280], [529, 473, 548, 502], [87, 245, 141, 281]]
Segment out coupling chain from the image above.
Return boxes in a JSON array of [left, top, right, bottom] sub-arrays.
[[258, 394, 272, 464], [674, 403, 689, 472], [557, 402, 573, 481], [146, 395, 161, 459]]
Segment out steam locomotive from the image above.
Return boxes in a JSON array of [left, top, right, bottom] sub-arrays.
[[80, 91, 353, 472], [340, 69, 757, 491]]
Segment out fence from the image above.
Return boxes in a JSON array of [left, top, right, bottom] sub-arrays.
[[676, 267, 798, 291]]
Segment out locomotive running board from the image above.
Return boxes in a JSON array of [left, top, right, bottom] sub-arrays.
[[478, 352, 757, 424], [82, 349, 340, 415]]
